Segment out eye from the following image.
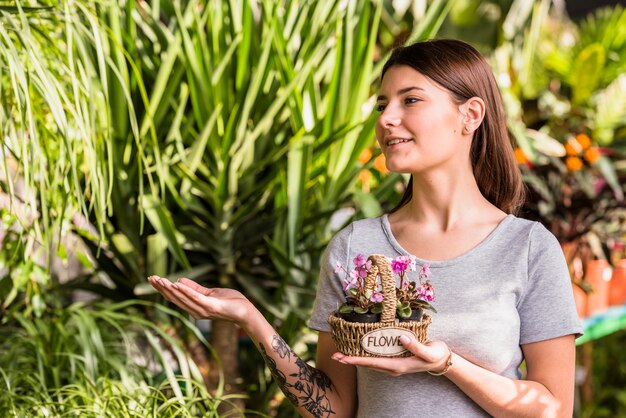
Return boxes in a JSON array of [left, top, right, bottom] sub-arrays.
[[404, 97, 421, 105], [375, 103, 387, 112]]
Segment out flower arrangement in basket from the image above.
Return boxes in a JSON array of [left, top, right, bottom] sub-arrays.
[[328, 254, 436, 357]]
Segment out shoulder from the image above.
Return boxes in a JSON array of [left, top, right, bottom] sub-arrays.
[[329, 217, 384, 242], [500, 216, 558, 246], [503, 217, 567, 276], [512, 217, 560, 251], [325, 216, 388, 256], [485, 216, 563, 267], [351, 216, 386, 235]]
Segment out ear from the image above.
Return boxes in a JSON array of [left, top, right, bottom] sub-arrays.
[[459, 97, 485, 136]]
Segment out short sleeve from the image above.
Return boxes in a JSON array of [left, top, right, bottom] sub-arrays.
[[518, 223, 584, 344], [308, 224, 353, 332]]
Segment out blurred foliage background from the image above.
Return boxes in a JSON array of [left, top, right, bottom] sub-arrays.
[[0, 0, 624, 416]]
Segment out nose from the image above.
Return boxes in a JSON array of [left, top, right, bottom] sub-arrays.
[[377, 107, 400, 129]]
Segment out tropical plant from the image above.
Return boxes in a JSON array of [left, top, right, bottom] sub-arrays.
[[0, 300, 240, 417], [0, 0, 454, 415], [489, 3, 626, 242], [576, 328, 626, 418], [486, 6, 626, 415], [79, 0, 452, 412], [515, 133, 625, 246]]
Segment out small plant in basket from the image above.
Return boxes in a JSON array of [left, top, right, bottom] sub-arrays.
[[335, 254, 436, 323], [335, 254, 384, 323], [393, 258, 437, 322], [329, 254, 434, 357]]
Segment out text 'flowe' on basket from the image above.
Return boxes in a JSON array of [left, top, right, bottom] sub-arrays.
[[329, 254, 431, 357]]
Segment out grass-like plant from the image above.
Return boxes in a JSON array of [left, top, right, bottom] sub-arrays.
[[0, 300, 254, 417]]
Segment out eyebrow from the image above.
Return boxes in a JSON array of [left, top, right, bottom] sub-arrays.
[[377, 86, 425, 101]]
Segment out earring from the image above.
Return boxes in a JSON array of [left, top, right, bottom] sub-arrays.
[[463, 126, 470, 134]]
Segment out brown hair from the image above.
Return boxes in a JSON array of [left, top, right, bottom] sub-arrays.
[[383, 39, 524, 214]]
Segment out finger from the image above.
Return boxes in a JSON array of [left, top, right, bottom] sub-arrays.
[[331, 353, 346, 362], [399, 335, 442, 363], [149, 277, 178, 300], [177, 278, 212, 296], [332, 354, 402, 370], [399, 335, 427, 357], [148, 275, 165, 289], [332, 355, 411, 376], [158, 280, 205, 319], [171, 282, 224, 319]]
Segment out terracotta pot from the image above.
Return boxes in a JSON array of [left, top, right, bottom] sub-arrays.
[[585, 259, 612, 316], [608, 260, 626, 306], [572, 283, 587, 319]]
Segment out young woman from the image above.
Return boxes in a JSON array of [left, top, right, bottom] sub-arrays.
[[149, 39, 582, 418]]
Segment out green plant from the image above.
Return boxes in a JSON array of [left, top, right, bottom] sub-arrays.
[[335, 254, 383, 316], [488, 3, 626, 254], [0, 0, 454, 415], [0, 208, 50, 318], [578, 330, 626, 417], [516, 133, 625, 248], [394, 261, 436, 318], [334, 254, 436, 319], [0, 300, 245, 417]]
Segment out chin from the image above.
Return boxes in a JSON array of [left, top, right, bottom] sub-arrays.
[[385, 163, 413, 174]]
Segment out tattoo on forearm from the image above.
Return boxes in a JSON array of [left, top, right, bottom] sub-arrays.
[[271, 333, 292, 361], [259, 335, 335, 417]]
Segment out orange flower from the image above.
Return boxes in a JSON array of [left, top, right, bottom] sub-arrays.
[[359, 148, 373, 165], [565, 138, 582, 156], [358, 169, 372, 191], [514, 147, 529, 165], [576, 133, 592, 149], [565, 156, 583, 172], [373, 153, 388, 174], [584, 147, 601, 164]]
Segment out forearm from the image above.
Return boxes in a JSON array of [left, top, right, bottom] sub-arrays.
[[240, 310, 342, 418], [445, 353, 569, 418]]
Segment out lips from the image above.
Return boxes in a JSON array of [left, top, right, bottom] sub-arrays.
[[386, 138, 413, 146]]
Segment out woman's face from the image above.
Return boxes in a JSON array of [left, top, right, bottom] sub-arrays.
[[375, 65, 469, 175]]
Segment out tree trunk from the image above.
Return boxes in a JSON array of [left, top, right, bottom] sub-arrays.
[[580, 342, 593, 403], [210, 318, 244, 414]]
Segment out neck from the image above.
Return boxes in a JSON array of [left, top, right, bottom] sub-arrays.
[[399, 170, 490, 232]]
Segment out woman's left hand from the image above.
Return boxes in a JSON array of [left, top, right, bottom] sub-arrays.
[[331, 336, 450, 376]]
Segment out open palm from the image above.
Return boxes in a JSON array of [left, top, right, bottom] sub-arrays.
[[148, 276, 253, 324]]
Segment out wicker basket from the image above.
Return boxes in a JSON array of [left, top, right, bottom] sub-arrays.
[[329, 254, 432, 357]]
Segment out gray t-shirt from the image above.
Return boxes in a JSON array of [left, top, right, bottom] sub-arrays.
[[309, 214, 583, 418]]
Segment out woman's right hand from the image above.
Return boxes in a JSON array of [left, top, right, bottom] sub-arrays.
[[148, 276, 254, 326]]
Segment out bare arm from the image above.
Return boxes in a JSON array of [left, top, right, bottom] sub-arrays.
[[245, 319, 357, 417], [334, 334, 576, 418], [443, 335, 575, 417], [148, 276, 357, 418]]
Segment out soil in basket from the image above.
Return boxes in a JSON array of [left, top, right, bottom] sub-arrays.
[[398, 308, 423, 323], [339, 312, 381, 323]]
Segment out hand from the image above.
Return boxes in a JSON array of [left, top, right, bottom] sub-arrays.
[[148, 276, 254, 326], [331, 336, 450, 377]]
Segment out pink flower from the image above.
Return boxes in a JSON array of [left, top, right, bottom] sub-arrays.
[[334, 262, 343, 274], [417, 281, 435, 302], [352, 254, 371, 279], [420, 263, 431, 277], [353, 254, 366, 267], [343, 270, 359, 291], [391, 255, 414, 274], [370, 292, 383, 303]]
